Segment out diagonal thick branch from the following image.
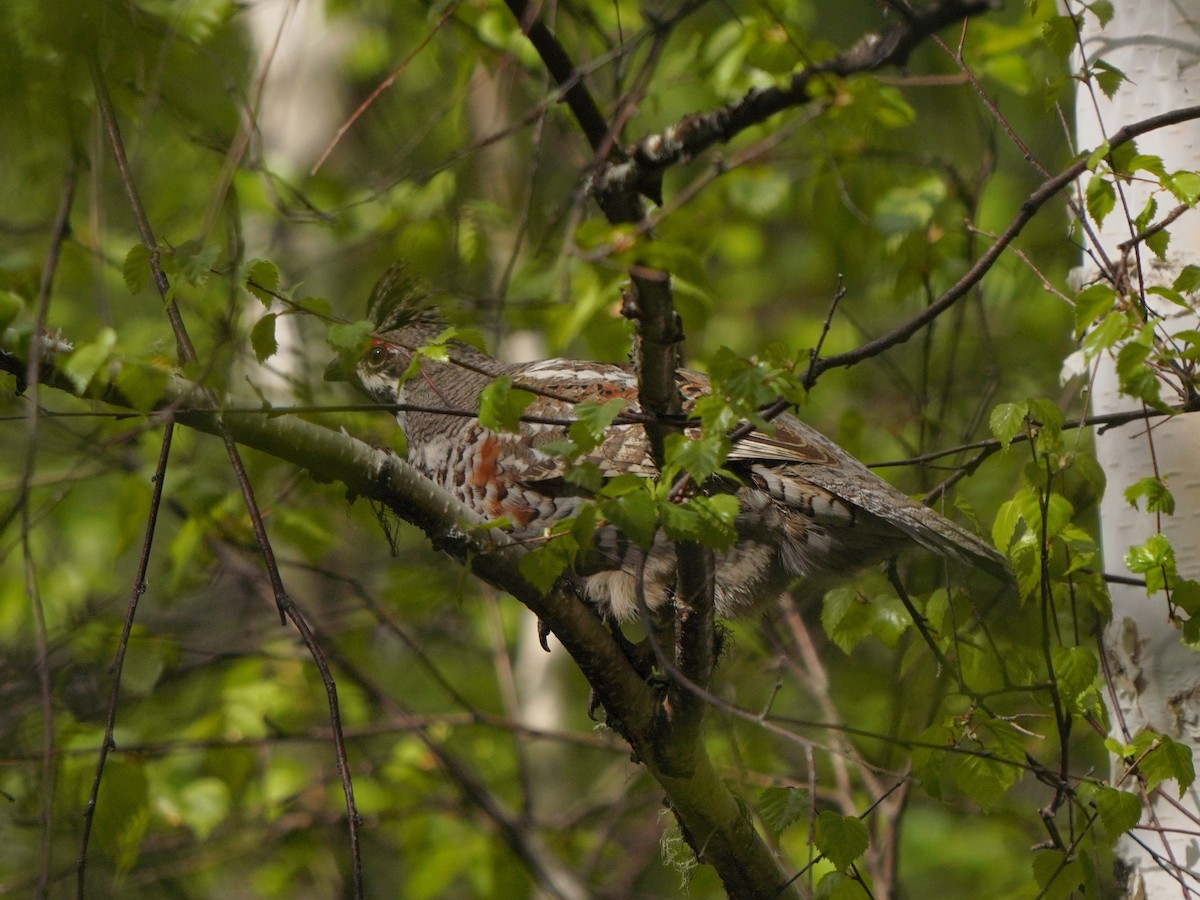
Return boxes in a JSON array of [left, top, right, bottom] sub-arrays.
[[0, 348, 802, 899]]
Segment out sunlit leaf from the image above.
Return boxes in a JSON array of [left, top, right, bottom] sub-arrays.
[[326, 320, 375, 354], [250, 313, 278, 363], [1085, 174, 1115, 226], [0, 290, 23, 332], [813, 810, 868, 871], [760, 786, 808, 834], [123, 244, 152, 295], [989, 401, 1027, 449], [63, 327, 117, 393], [1091, 59, 1125, 99], [1124, 476, 1175, 515], [479, 375, 536, 433], [245, 257, 281, 306], [1090, 785, 1142, 836]]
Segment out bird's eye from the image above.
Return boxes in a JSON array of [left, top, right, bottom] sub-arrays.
[[366, 344, 389, 368]]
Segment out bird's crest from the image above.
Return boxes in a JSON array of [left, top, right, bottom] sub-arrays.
[[366, 262, 442, 333]]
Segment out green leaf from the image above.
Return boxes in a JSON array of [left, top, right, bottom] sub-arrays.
[[1086, 140, 1111, 171], [659, 498, 704, 543], [923, 588, 949, 632], [991, 498, 1022, 553], [0, 290, 22, 331], [600, 487, 658, 549], [179, 777, 231, 840], [813, 810, 868, 872], [1146, 286, 1189, 310], [872, 175, 946, 234], [1166, 171, 1200, 206], [1073, 283, 1116, 335], [1041, 15, 1079, 59], [1173, 579, 1200, 616], [1132, 195, 1158, 233], [814, 871, 864, 900], [1091, 59, 1126, 99], [518, 535, 578, 593], [1085, 174, 1115, 226], [63, 327, 118, 393], [954, 750, 1020, 809], [1173, 265, 1200, 295], [1134, 731, 1196, 797], [564, 461, 603, 492], [568, 398, 626, 454], [1124, 476, 1175, 514], [123, 244, 152, 295], [1088, 0, 1114, 26], [599, 474, 648, 498], [759, 786, 808, 834], [297, 295, 333, 317], [250, 313, 278, 364], [567, 503, 597, 553], [478, 375, 536, 433], [1038, 492, 1075, 542], [171, 240, 219, 286], [1051, 645, 1098, 708], [822, 588, 909, 653], [1110, 140, 1140, 174], [1115, 340, 1161, 405], [989, 401, 1027, 449], [1026, 396, 1064, 432], [911, 723, 956, 800], [686, 494, 739, 551], [244, 257, 281, 306], [1032, 851, 1084, 900], [326, 320, 375, 355], [1125, 533, 1175, 592], [1091, 785, 1141, 836], [115, 360, 170, 412], [93, 759, 150, 874], [666, 433, 731, 483], [1082, 310, 1131, 359], [1146, 227, 1170, 260]]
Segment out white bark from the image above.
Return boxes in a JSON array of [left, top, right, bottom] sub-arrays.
[[1073, 3, 1200, 895], [242, 0, 353, 401]]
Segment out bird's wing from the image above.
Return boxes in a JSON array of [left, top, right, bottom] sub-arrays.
[[508, 360, 659, 482]]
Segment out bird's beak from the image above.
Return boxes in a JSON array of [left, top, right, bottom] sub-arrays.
[[324, 355, 351, 383]]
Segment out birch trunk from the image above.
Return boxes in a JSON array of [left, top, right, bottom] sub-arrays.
[[1073, 3, 1200, 894]]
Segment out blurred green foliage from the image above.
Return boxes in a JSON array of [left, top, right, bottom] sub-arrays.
[[0, 0, 1151, 896]]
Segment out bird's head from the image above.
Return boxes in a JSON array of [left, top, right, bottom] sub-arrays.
[[324, 262, 443, 401]]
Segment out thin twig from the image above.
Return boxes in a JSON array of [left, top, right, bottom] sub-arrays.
[[592, 0, 996, 201], [77, 422, 176, 899], [311, 2, 461, 175], [89, 60, 367, 896], [807, 103, 1200, 385], [22, 155, 77, 898]]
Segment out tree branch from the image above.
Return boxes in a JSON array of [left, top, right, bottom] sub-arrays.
[[90, 59, 366, 897], [503, 4, 724, 857], [0, 349, 801, 898], [807, 103, 1200, 384], [590, 0, 998, 204]]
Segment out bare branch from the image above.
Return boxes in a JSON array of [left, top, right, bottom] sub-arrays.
[[77, 422, 175, 899], [806, 103, 1200, 385], [591, 0, 998, 204]]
